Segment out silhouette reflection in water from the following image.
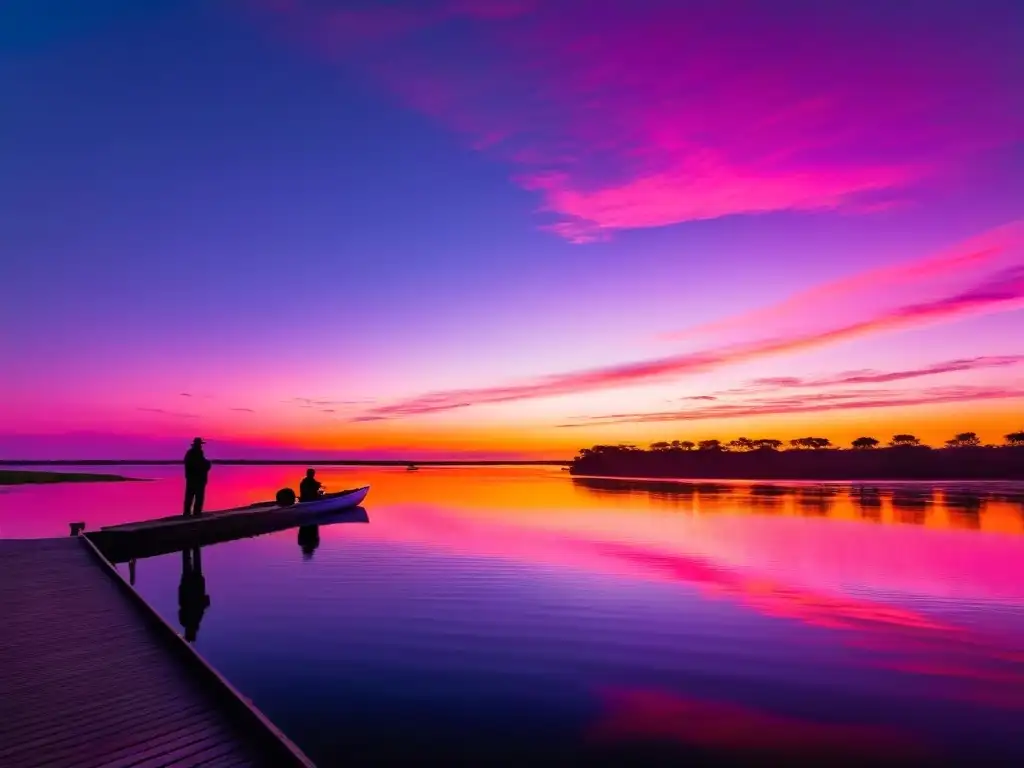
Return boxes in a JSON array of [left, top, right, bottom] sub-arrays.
[[178, 546, 210, 643], [297, 524, 320, 560], [945, 490, 984, 513], [797, 486, 836, 516], [571, 477, 1024, 535]]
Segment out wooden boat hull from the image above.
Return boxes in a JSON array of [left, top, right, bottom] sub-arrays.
[[292, 486, 370, 513]]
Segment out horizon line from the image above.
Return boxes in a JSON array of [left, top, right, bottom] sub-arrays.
[[0, 458, 573, 466]]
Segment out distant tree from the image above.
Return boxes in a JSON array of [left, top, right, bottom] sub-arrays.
[[698, 439, 722, 451], [945, 432, 982, 448], [649, 441, 672, 451], [678, 440, 696, 451], [1005, 430, 1024, 446], [852, 436, 880, 449], [728, 437, 755, 451], [753, 439, 783, 451], [790, 437, 831, 450], [616, 443, 640, 452], [890, 434, 921, 447], [590, 444, 630, 455]]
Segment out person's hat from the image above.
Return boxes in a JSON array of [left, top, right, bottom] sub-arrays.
[[192, 437, 206, 445]]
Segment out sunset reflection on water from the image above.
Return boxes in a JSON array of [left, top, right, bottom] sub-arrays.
[[3, 466, 1024, 764]]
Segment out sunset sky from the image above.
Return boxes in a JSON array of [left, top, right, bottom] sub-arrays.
[[2, 0, 1023, 459]]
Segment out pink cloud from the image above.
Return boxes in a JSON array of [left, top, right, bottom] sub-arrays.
[[664, 222, 1023, 343], [247, 1, 1022, 240], [354, 224, 1024, 420], [560, 385, 1024, 428]]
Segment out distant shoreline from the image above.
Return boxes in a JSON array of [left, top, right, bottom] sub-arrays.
[[0, 459, 570, 467], [570, 445, 1024, 481], [0, 469, 141, 485]]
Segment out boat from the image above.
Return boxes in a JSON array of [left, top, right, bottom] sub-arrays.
[[293, 486, 370, 513]]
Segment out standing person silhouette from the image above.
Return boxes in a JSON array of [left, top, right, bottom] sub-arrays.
[[183, 437, 212, 517]]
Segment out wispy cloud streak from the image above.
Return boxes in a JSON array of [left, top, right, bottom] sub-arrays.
[[354, 224, 1024, 421], [664, 223, 1023, 343], [733, 355, 1024, 394], [559, 386, 1024, 427], [137, 407, 199, 419]]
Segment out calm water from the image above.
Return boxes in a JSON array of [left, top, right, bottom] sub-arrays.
[[4, 466, 1024, 765]]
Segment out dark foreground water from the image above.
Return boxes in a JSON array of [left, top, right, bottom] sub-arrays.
[[4, 466, 1024, 765]]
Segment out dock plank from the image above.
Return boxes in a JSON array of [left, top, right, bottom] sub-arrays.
[[0, 538, 312, 768]]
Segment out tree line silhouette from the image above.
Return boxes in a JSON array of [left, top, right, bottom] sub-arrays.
[[571, 430, 1024, 481]]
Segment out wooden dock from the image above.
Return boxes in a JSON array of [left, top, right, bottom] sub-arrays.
[[0, 537, 315, 768], [88, 487, 369, 562], [93, 506, 369, 563]]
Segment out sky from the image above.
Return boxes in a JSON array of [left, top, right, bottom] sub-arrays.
[[1, 0, 1022, 459]]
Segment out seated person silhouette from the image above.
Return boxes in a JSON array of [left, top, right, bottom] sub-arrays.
[[299, 468, 323, 502]]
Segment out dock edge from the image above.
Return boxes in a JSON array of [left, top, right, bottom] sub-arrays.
[[80, 534, 318, 768]]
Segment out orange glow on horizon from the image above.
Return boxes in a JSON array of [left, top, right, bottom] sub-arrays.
[[225, 399, 1024, 458]]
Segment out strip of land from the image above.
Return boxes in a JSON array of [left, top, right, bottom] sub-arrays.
[[570, 445, 1024, 481], [0, 459, 569, 467], [0, 469, 139, 485]]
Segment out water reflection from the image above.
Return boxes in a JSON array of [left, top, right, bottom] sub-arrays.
[[297, 525, 320, 559], [572, 477, 1024, 535], [107, 508, 369, 642], [178, 545, 210, 643], [797, 486, 837, 516], [5, 467, 1024, 764], [593, 688, 933, 763]]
